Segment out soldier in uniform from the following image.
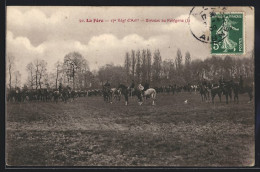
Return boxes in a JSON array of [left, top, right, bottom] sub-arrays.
[[130, 80, 135, 97], [104, 80, 111, 90], [144, 80, 149, 91]]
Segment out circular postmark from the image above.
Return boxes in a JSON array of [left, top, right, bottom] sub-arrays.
[[188, 6, 228, 44]]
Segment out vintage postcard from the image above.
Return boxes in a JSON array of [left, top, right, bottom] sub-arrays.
[[6, 6, 254, 166]]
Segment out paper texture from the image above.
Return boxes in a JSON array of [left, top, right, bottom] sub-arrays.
[[6, 6, 255, 166]]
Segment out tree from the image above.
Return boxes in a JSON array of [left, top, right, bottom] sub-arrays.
[[175, 48, 183, 70], [147, 49, 152, 82], [26, 62, 35, 89], [135, 50, 141, 83], [54, 61, 63, 89], [63, 52, 87, 89], [98, 64, 126, 86], [141, 49, 147, 83], [124, 52, 131, 83], [184, 51, 191, 84], [34, 59, 40, 90], [7, 55, 15, 90], [13, 71, 21, 88], [152, 49, 162, 85], [38, 60, 47, 89], [185, 51, 191, 67], [131, 50, 136, 80]]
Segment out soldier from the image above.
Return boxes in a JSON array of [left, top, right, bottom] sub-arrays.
[[104, 80, 111, 90], [130, 80, 135, 97], [130, 80, 135, 89], [144, 80, 149, 91]]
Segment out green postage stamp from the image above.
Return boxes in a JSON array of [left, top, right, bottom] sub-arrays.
[[211, 13, 244, 55]]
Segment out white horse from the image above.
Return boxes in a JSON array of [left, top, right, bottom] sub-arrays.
[[138, 84, 157, 105]]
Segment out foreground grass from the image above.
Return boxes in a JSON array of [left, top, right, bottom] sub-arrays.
[[6, 92, 255, 166]]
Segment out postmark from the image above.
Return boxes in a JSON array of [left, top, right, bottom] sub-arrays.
[[211, 13, 244, 54], [188, 7, 226, 44]]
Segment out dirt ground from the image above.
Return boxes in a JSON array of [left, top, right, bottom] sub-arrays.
[[6, 92, 255, 166]]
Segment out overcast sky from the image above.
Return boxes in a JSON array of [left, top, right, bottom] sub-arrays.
[[6, 6, 254, 84]]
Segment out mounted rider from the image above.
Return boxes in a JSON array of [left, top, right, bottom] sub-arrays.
[[104, 80, 111, 91], [137, 83, 144, 103], [130, 79, 135, 96], [144, 80, 150, 91]]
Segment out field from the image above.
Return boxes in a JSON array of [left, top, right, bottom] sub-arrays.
[[6, 92, 255, 166]]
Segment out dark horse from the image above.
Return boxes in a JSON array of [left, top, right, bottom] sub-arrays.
[[232, 79, 253, 103], [102, 86, 112, 103], [211, 81, 233, 104], [60, 87, 70, 103], [118, 84, 143, 105], [222, 80, 233, 104], [211, 84, 222, 104], [198, 84, 210, 102]]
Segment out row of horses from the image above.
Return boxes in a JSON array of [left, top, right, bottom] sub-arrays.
[[198, 80, 253, 104], [7, 79, 253, 105], [6, 88, 104, 103], [101, 79, 253, 106]]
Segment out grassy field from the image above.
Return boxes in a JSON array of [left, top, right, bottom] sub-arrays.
[[6, 92, 255, 166]]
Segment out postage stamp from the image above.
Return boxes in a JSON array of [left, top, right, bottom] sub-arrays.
[[211, 13, 244, 54]]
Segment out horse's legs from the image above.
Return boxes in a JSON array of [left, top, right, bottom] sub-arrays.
[[225, 94, 228, 104], [201, 93, 204, 102], [211, 93, 215, 104], [218, 93, 222, 103], [125, 94, 128, 106]]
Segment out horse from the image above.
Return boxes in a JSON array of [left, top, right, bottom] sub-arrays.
[[52, 90, 61, 103], [118, 84, 130, 105], [142, 87, 157, 105], [198, 84, 210, 102], [222, 81, 233, 104], [7, 89, 21, 102], [111, 88, 121, 101], [102, 86, 112, 103], [232, 80, 253, 103], [117, 83, 157, 106], [61, 87, 70, 103], [211, 80, 233, 104]]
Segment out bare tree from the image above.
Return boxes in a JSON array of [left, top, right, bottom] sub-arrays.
[[185, 51, 191, 67], [34, 59, 40, 90], [152, 49, 162, 85], [7, 55, 15, 90], [54, 61, 63, 89], [175, 48, 183, 70], [141, 49, 147, 83], [26, 62, 35, 89], [64, 52, 86, 89], [131, 50, 136, 80], [38, 60, 47, 89], [135, 50, 141, 83], [13, 71, 21, 88], [147, 49, 152, 82], [124, 52, 131, 83]]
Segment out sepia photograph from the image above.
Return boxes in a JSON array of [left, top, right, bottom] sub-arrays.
[[6, 6, 255, 166]]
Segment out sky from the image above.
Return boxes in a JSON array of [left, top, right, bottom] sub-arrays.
[[6, 6, 254, 85]]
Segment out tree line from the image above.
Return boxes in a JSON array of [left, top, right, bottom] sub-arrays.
[[123, 48, 253, 87], [6, 48, 254, 90]]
